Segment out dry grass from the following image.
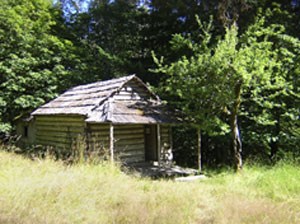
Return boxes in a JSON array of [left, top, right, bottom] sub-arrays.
[[0, 150, 299, 224], [214, 195, 299, 224]]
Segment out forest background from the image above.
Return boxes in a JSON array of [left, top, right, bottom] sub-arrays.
[[0, 0, 299, 169]]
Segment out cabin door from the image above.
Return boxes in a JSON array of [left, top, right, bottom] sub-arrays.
[[144, 125, 158, 161]]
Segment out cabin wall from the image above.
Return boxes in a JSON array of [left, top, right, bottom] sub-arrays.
[[115, 124, 145, 163], [34, 115, 86, 150], [87, 123, 145, 164], [31, 114, 172, 164], [87, 123, 110, 154]]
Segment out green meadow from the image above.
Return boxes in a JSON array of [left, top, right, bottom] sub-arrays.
[[0, 150, 299, 224]]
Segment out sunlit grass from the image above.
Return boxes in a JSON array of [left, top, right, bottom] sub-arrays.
[[0, 150, 299, 224]]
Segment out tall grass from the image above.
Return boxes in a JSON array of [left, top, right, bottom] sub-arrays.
[[204, 163, 300, 224], [0, 150, 299, 224]]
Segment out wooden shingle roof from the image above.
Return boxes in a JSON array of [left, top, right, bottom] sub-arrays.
[[32, 75, 177, 124]]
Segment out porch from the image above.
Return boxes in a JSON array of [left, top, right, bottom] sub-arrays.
[[125, 162, 199, 179]]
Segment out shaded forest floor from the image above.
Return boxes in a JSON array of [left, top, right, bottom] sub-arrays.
[[0, 150, 299, 224]]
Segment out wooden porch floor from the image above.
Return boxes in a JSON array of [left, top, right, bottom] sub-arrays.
[[124, 162, 199, 179]]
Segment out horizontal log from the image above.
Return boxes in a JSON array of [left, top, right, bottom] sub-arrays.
[[87, 132, 109, 137], [114, 133, 144, 140], [116, 144, 144, 152], [36, 134, 72, 142], [36, 131, 83, 137], [115, 138, 144, 146], [87, 137, 109, 142], [87, 133, 109, 138], [114, 129, 144, 135], [36, 131, 82, 138], [35, 140, 71, 150], [114, 125, 144, 130], [35, 115, 85, 122], [37, 132, 84, 141], [36, 139, 88, 151], [36, 126, 84, 133], [86, 131, 109, 136], [119, 152, 144, 159], [87, 135, 109, 141], [119, 149, 144, 156], [87, 125, 110, 131], [36, 135, 72, 144], [87, 131, 109, 135], [87, 138, 109, 143], [117, 147, 145, 154], [36, 121, 85, 127], [87, 130, 106, 134]]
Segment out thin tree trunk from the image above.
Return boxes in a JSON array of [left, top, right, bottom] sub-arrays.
[[230, 82, 243, 171], [269, 111, 280, 162], [231, 113, 242, 171], [197, 128, 202, 173]]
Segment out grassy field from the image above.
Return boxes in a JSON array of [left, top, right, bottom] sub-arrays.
[[0, 150, 299, 224]]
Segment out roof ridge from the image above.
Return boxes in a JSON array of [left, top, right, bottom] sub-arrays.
[[70, 74, 136, 91]]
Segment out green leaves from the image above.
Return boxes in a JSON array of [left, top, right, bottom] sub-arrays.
[[157, 12, 300, 163], [0, 0, 74, 133]]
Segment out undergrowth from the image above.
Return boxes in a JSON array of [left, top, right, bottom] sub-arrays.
[[0, 149, 299, 224]]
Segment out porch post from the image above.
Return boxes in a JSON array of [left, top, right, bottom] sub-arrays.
[[157, 124, 161, 166], [197, 127, 202, 172], [109, 123, 114, 163], [169, 126, 173, 152]]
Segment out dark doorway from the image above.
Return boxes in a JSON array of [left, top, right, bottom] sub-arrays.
[[145, 125, 158, 161]]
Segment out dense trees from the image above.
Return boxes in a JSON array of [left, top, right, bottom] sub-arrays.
[[155, 15, 300, 170], [0, 0, 299, 167], [0, 0, 77, 132]]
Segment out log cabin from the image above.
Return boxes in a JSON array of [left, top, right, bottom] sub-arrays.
[[16, 75, 178, 164]]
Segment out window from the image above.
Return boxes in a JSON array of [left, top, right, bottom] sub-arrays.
[[24, 126, 28, 138]]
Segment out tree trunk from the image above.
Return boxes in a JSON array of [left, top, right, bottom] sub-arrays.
[[230, 82, 243, 171], [230, 113, 243, 171], [197, 128, 202, 173], [269, 111, 280, 162]]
